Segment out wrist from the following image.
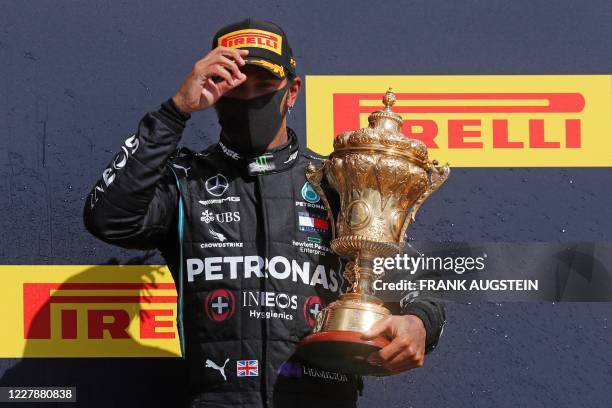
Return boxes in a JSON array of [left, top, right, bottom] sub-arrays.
[[171, 95, 193, 116], [159, 97, 192, 125], [401, 301, 443, 354], [403, 313, 425, 328]]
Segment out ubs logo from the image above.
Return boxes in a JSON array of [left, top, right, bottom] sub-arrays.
[[200, 210, 241, 224]]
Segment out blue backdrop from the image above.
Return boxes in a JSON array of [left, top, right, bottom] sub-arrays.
[[0, 1, 610, 407]]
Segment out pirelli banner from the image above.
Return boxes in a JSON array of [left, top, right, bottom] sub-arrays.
[[305, 75, 612, 166], [1, 265, 181, 358]]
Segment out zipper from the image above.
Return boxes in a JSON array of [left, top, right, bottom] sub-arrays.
[[168, 165, 186, 360], [255, 174, 270, 407]]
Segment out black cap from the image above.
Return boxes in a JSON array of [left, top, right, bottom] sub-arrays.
[[212, 18, 296, 79]]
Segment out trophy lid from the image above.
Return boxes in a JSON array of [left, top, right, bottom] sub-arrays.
[[332, 88, 428, 164], [367, 88, 403, 132]]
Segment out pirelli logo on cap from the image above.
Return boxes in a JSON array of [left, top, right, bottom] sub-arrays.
[[0, 265, 180, 357], [218, 29, 283, 55], [305, 75, 612, 167]]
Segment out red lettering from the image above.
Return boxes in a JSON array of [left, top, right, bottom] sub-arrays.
[[448, 120, 483, 148], [492, 120, 523, 148], [61, 309, 77, 339], [23, 283, 177, 340], [23, 283, 56, 339], [403, 120, 438, 148], [565, 119, 581, 148], [88, 310, 130, 339], [332, 93, 585, 150], [333, 93, 363, 136], [529, 119, 560, 148], [140, 309, 175, 339]]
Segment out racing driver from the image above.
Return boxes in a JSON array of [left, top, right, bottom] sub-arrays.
[[83, 18, 446, 408]]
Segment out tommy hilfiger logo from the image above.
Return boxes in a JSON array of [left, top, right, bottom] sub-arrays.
[[298, 212, 329, 234]]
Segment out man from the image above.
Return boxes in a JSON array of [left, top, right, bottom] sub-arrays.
[[83, 18, 445, 408]]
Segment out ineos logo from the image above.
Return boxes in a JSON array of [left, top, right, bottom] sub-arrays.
[[205, 174, 229, 197]]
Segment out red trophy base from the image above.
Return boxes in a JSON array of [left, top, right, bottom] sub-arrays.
[[296, 330, 395, 376]]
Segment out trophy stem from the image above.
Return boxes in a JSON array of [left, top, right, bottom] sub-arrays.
[[311, 251, 391, 335], [296, 255, 393, 375], [349, 253, 381, 298]]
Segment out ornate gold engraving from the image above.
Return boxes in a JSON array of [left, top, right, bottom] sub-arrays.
[[305, 88, 450, 334]]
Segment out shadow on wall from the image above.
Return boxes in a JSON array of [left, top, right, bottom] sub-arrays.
[[0, 252, 187, 408]]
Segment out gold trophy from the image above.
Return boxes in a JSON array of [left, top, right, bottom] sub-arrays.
[[296, 88, 450, 376]]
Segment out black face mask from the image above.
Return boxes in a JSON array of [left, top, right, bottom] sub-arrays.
[[215, 83, 289, 156]]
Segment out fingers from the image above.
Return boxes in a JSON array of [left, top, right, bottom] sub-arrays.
[[177, 47, 249, 113], [201, 77, 222, 102], [385, 344, 424, 371], [387, 358, 421, 373], [217, 55, 246, 81], [367, 338, 424, 372], [362, 316, 392, 340], [367, 341, 425, 372], [215, 73, 247, 94], [211, 64, 233, 85], [193, 47, 248, 79], [215, 46, 248, 66], [366, 338, 403, 366], [363, 315, 426, 372], [201, 48, 248, 88]]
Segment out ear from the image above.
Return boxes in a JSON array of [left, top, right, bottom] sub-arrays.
[[286, 76, 302, 108]]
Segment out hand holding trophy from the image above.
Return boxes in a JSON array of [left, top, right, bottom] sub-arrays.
[[296, 88, 450, 376]]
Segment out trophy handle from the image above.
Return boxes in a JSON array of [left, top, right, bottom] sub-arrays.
[[398, 161, 450, 245], [306, 161, 336, 239]]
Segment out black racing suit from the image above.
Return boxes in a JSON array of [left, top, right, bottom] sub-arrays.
[[83, 98, 446, 408]]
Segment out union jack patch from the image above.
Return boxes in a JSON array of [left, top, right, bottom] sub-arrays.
[[237, 359, 259, 377]]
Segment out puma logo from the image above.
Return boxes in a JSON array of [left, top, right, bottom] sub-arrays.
[[205, 358, 230, 381], [171, 163, 191, 177]]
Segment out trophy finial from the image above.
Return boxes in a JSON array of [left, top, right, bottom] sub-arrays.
[[383, 87, 396, 109], [368, 87, 402, 131]]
